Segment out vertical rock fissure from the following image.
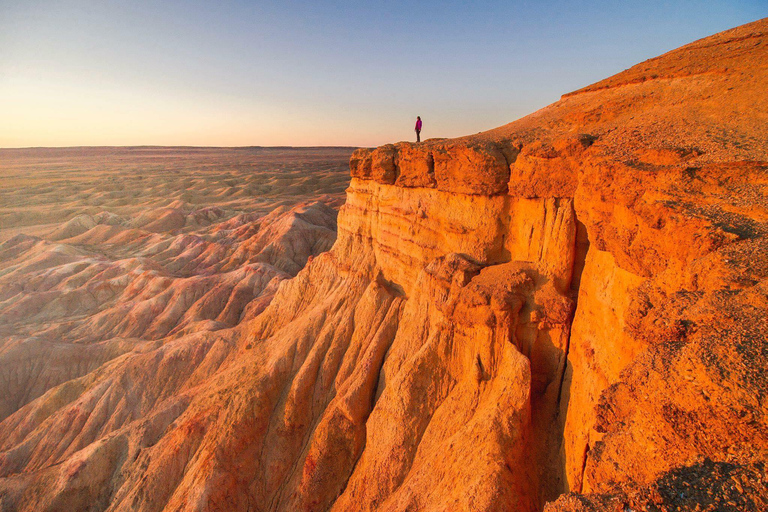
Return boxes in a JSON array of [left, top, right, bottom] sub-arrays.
[[550, 211, 589, 504], [555, 323, 573, 408], [554, 213, 590, 500], [565, 214, 594, 497], [556, 219, 588, 406], [578, 442, 590, 494]]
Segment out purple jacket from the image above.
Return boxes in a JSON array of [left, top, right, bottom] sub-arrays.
[[415, 119, 422, 131]]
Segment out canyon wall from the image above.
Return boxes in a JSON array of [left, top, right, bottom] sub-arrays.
[[1, 18, 767, 512]]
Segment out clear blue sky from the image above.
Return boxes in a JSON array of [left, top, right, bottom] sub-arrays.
[[0, 1, 764, 147]]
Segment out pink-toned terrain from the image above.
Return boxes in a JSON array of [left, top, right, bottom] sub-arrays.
[[1, 19, 768, 512], [0, 147, 351, 426]]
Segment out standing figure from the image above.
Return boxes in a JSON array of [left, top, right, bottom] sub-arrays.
[[415, 116, 422, 142]]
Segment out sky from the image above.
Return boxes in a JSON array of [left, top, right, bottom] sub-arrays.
[[0, 1, 765, 147]]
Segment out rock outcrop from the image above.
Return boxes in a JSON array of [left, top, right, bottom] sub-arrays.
[[1, 18, 767, 512]]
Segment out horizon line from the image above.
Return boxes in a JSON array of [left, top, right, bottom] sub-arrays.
[[0, 144, 366, 151]]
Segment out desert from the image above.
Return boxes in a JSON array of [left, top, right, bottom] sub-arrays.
[[1, 14, 767, 512], [0, 146, 352, 421]]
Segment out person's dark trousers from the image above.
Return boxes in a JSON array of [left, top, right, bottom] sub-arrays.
[[416, 131, 420, 142]]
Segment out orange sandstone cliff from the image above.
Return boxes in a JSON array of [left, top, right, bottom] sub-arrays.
[[1, 19, 768, 512]]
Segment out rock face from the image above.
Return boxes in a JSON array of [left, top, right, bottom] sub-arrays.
[[1, 19, 768, 512]]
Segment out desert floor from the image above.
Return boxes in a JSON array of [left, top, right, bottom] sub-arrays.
[[0, 146, 353, 242], [0, 146, 353, 421]]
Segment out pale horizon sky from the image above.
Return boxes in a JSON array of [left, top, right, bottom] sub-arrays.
[[1, 1, 765, 148]]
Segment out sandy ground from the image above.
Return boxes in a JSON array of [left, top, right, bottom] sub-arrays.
[[0, 146, 353, 423], [0, 146, 354, 242]]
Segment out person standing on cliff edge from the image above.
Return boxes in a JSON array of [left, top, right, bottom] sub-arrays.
[[415, 116, 422, 142]]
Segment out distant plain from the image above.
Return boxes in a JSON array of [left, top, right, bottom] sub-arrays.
[[0, 146, 354, 242]]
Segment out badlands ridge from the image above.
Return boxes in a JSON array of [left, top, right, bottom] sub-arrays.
[[1, 19, 768, 512]]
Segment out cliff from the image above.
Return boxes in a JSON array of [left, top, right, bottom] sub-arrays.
[[1, 19, 767, 512]]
